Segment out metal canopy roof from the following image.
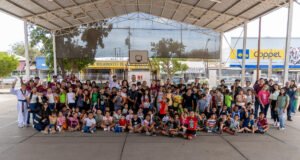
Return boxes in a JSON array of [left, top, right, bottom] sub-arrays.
[[0, 0, 288, 32]]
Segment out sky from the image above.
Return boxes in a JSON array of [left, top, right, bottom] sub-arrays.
[[0, 2, 300, 57]]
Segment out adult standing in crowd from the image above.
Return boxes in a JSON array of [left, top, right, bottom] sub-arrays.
[[254, 79, 265, 118]]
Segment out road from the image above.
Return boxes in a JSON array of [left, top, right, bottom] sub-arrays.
[[0, 94, 300, 160]]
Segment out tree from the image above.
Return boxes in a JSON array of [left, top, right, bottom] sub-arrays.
[[10, 42, 44, 65], [29, 21, 113, 76], [150, 38, 188, 80], [0, 52, 19, 78]]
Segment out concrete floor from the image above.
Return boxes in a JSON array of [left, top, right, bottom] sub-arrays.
[[1, 94, 300, 160]]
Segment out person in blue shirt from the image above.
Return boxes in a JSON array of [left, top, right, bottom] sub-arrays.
[[283, 82, 295, 121], [242, 113, 256, 133]]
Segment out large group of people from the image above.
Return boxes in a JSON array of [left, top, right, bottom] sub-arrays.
[[10, 73, 299, 140]]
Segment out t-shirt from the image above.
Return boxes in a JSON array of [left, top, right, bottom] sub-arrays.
[[243, 118, 255, 129], [207, 118, 216, 128], [258, 91, 270, 105], [230, 119, 240, 129], [197, 99, 207, 113], [277, 95, 290, 109], [57, 116, 65, 126], [187, 117, 198, 130], [257, 118, 268, 127], [59, 93, 66, 103], [225, 95, 232, 107], [84, 118, 96, 127], [173, 93, 183, 107], [91, 93, 99, 104], [215, 94, 224, 106], [69, 117, 79, 127], [67, 92, 75, 104], [118, 119, 127, 126], [94, 114, 103, 124], [183, 94, 193, 107], [205, 94, 212, 107], [131, 118, 141, 127], [143, 119, 152, 126]]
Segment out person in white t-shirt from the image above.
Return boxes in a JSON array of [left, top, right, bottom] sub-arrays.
[[82, 112, 96, 133]]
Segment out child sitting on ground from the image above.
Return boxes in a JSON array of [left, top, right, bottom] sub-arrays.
[[82, 112, 96, 133], [68, 112, 80, 131], [219, 114, 230, 134], [256, 112, 269, 133], [184, 111, 198, 140], [143, 114, 155, 136], [229, 114, 243, 135], [102, 112, 114, 131], [206, 113, 218, 133], [128, 113, 143, 133], [117, 115, 127, 132], [56, 111, 66, 132], [242, 113, 256, 133]]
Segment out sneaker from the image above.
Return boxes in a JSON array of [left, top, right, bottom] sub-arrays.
[[91, 130, 94, 134], [129, 130, 133, 133], [81, 130, 84, 133], [276, 122, 280, 127], [207, 130, 212, 133], [273, 122, 277, 127], [107, 127, 111, 131], [111, 127, 114, 131], [146, 131, 151, 136], [50, 130, 56, 134], [152, 133, 157, 137], [41, 130, 48, 134], [287, 119, 293, 121], [279, 127, 285, 131], [104, 128, 108, 131]]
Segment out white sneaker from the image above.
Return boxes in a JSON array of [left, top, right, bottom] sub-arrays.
[[81, 130, 84, 133], [108, 127, 110, 131], [279, 127, 285, 131], [273, 122, 277, 127], [276, 122, 280, 127], [207, 130, 212, 133], [91, 130, 94, 134], [146, 131, 151, 136], [104, 128, 108, 131]]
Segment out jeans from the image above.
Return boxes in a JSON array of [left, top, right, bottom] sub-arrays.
[[260, 103, 269, 117], [83, 126, 96, 133], [206, 126, 218, 132], [48, 103, 55, 111], [291, 100, 296, 114], [27, 103, 37, 124], [254, 101, 260, 118], [186, 106, 192, 112], [287, 100, 294, 120], [277, 107, 285, 128]]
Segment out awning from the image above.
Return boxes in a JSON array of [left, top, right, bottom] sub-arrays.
[[0, 0, 289, 33]]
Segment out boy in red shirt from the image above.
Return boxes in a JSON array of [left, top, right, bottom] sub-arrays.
[[184, 111, 198, 140], [118, 115, 127, 132]]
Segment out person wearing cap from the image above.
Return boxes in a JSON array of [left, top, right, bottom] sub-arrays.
[[109, 72, 120, 91]]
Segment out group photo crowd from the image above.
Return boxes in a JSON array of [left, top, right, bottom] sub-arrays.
[[10, 73, 299, 140]]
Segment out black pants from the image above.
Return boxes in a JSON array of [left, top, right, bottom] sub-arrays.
[[271, 100, 279, 122]]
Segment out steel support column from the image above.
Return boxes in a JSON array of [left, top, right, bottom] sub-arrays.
[[241, 22, 247, 87], [283, 0, 294, 84], [218, 32, 223, 84], [52, 31, 57, 75], [24, 20, 30, 80]]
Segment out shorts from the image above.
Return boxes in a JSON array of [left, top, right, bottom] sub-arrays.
[[257, 126, 264, 131], [48, 124, 55, 128], [184, 129, 196, 137]]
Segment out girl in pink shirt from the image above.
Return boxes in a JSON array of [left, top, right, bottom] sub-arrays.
[[258, 85, 270, 117]]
